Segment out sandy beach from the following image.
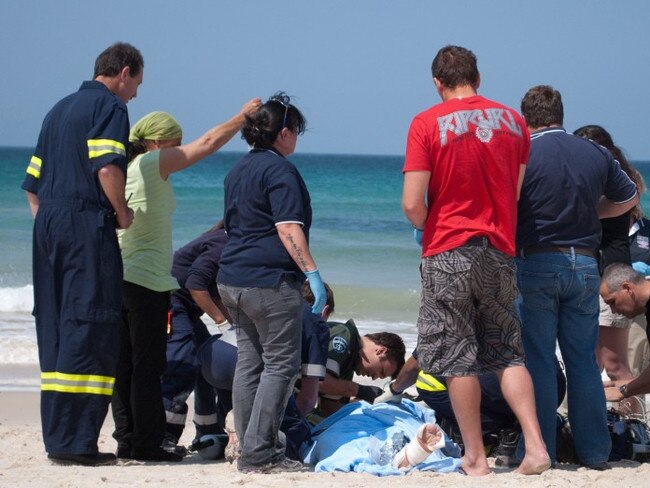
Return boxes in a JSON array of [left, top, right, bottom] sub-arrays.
[[0, 390, 648, 487]]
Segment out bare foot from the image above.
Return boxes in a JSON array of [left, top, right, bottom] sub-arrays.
[[515, 452, 551, 475], [460, 455, 491, 476]]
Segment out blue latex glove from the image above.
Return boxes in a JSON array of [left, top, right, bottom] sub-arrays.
[[632, 261, 650, 276], [305, 269, 326, 314], [413, 228, 423, 246]]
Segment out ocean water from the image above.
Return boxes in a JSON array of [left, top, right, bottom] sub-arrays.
[[0, 147, 422, 388], [3, 146, 650, 390]]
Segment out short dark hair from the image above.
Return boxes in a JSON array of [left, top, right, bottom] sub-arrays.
[[94, 42, 144, 78], [302, 281, 335, 313], [431, 45, 479, 90], [520, 85, 564, 128], [365, 332, 406, 378], [241, 92, 307, 149]]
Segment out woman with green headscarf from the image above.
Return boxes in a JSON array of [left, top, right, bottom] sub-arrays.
[[113, 98, 261, 463]]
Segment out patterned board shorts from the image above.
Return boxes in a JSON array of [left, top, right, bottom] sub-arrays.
[[416, 238, 526, 377]]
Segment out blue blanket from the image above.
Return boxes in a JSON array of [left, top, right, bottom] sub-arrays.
[[300, 400, 462, 476]]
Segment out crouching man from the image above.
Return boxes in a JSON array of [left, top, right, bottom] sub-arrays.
[[317, 319, 406, 418]]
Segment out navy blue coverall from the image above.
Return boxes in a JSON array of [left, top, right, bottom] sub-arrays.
[[161, 228, 229, 443], [21, 80, 130, 455]]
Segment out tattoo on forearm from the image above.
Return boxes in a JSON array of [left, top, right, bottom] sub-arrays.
[[286, 233, 308, 270]]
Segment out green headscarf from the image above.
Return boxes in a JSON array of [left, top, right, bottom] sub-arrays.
[[129, 111, 183, 142]]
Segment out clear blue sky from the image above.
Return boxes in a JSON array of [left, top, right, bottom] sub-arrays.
[[2, 1, 649, 158]]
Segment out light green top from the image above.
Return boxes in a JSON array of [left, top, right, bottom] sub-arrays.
[[118, 150, 178, 292]]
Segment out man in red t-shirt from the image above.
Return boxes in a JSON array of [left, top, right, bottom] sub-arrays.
[[402, 45, 549, 476]]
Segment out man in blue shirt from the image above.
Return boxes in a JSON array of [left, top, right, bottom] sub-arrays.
[[21, 43, 143, 467], [516, 85, 639, 470]]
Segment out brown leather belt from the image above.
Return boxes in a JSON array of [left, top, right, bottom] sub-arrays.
[[520, 246, 597, 259]]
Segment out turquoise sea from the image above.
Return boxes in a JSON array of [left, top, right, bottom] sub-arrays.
[[0, 147, 424, 387], [3, 146, 650, 389]]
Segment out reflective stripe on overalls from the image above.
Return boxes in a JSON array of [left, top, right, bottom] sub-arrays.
[[415, 371, 447, 392], [41, 372, 114, 396]]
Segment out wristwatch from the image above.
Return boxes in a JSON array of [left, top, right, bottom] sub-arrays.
[[619, 384, 629, 398]]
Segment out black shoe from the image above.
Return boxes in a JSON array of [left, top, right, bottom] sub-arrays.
[[581, 461, 610, 471], [161, 438, 188, 457], [115, 446, 133, 459], [131, 447, 183, 462], [48, 452, 117, 466], [238, 457, 306, 474], [492, 427, 522, 467]]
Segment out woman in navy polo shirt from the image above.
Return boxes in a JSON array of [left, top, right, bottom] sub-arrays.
[[217, 92, 326, 474]]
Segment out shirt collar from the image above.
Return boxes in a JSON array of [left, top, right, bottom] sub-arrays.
[[79, 80, 110, 92], [530, 126, 566, 140], [250, 147, 284, 158]]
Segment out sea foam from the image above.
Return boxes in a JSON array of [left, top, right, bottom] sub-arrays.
[[0, 285, 33, 312]]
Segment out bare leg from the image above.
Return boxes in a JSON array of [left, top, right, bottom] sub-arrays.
[[597, 326, 634, 381], [497, 365, 551, 475], [596, 327, 644, 413], [447, 376, 490, 476]]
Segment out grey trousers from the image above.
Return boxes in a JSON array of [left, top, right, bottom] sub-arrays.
[[217, 279, 303, 467]]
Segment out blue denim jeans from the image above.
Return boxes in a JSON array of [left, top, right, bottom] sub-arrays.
[[217, 279, 303, 468], [516, 251, 611, 465]]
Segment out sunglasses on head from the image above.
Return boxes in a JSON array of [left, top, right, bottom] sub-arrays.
[[269, 95, 291, 129]]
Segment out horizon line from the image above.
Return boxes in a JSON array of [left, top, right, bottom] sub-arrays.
[[4, 145, 650, 163], [0, 145, 405, 159]]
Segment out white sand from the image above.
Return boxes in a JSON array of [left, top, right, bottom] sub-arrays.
[[1, 390, 649, 487]]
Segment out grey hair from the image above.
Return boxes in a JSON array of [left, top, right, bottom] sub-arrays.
[[601, 263, 645, 291]]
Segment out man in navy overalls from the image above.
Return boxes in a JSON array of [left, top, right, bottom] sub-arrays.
[[21, 43, 143, 466]]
